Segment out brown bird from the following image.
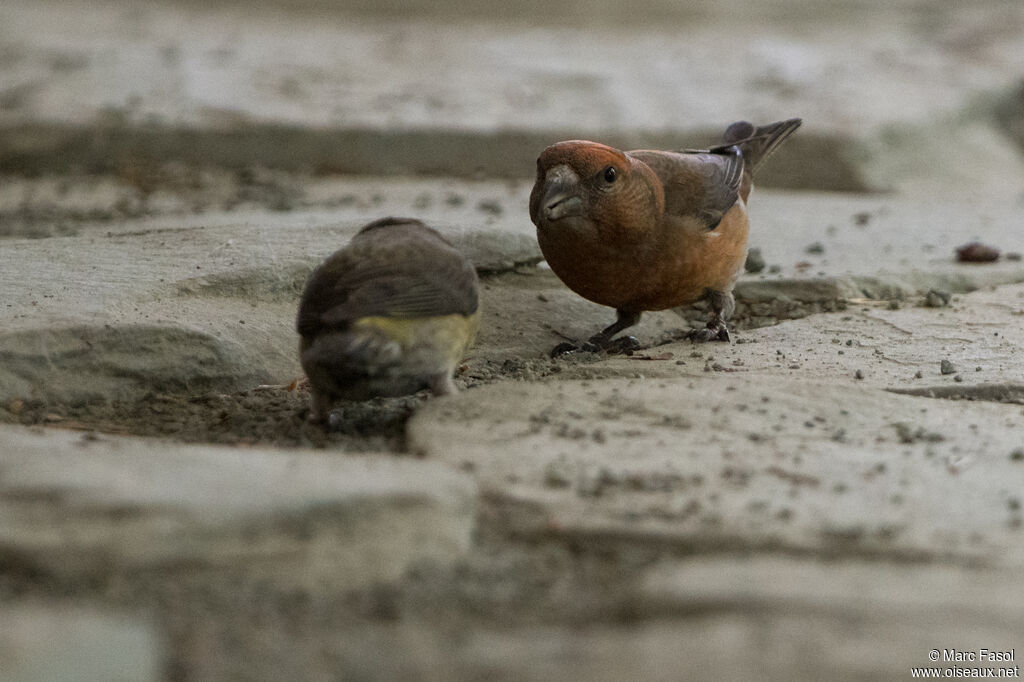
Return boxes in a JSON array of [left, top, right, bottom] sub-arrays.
[[529, 118, 801, 354], [296, 217, 479, 425]]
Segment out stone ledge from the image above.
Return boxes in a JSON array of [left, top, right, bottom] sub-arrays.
[[3, 1, 1023, 194], [409, 373, 1024, 566], [0, 123, 872, 192], [0, 604, 161, 682], [0, 426, 478, 588]]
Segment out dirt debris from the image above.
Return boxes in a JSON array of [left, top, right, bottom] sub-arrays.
[[1, 387, 420, 451]]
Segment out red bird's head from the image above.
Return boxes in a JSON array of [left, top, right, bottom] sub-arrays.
[[529, 140, 664, 242]]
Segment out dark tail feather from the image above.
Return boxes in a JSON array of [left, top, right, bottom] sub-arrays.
[[720, 118, 802, 175]]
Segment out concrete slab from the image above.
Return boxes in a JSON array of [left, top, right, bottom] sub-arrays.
[[0, 425, 477, 587], [640, 556, 1024, 623], [2, 1, 1023, 678], [447, 606, 1021, 682], [0, 179, 541, 403], [575, 282, 1024, 386], [1, 1, 1023, 193], [409, 372, 1024, 565], [2, 183, 1023, 404], [0, 604, 161, 682]]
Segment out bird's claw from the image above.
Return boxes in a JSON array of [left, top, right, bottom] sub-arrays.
[[595, 335, 643, 354], [687, 324, 731, 343], [550, 342, 583, 357], [550, 340, 603, 357], [550, 335, 642, 357]]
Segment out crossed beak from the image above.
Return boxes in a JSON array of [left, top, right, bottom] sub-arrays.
[[540, 165, 583, 221]]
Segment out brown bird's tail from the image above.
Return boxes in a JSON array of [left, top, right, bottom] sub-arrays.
[[719, 118, 802, 175]]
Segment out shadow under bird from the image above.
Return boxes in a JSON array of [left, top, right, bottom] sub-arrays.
[[296, 217, 480, 425], [529, 118, 801, 355]]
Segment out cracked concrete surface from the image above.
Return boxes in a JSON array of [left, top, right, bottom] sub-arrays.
[[2, 0, 1024, 679]]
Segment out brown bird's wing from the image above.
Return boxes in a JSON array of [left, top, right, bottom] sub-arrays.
[[630, 148, 744, 230], [296, 233, 478, 337], [715, 118, 801, 174]]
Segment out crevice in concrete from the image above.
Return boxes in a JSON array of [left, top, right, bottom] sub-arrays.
[[887, 383, 1024, 404], [0, 124, 874, 191]]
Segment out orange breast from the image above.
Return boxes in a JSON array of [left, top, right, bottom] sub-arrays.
[[538, 225, 649, 310], [538, 201, 749, 312]]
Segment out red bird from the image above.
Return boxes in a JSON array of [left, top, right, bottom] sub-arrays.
[[529, 118, 801, 354]]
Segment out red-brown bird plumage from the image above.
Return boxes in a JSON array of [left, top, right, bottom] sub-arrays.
[[529, 118, 801, 349]]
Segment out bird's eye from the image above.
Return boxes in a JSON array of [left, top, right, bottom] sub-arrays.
[[603, 166, 617, 184]]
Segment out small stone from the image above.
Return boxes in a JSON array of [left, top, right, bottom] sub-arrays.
[[805, 241, 825, 255], [1010, 448, 1024, 462], [894, 422, 916, 444], [914, 371, 923, 378], [887, 299, 900, 310], [940, 359, 956, 375], [924, 289, 951, 307], [477, 199, 503, 215], [954, 374, 963, 383], [543, 463, 572, 489], [955, 241, 1000, 263], [854, 369, 864, 380], [768, 264, 781, 274], [744, 247, 766, 273], [1007, 252, 1022, 261]]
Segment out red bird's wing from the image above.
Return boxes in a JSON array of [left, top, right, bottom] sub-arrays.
[[629, 149, 743, 230]]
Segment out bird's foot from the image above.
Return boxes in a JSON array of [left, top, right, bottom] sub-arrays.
[[550, 341, 600, 357], [687, 323, 731, 343], [596, 335, 643, 354], [550, 335, 643, 357], [550, 341, 583, 357]]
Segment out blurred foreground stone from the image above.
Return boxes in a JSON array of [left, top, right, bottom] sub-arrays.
[[0, 426, 476, 587], [0, 605, 160, 682]]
